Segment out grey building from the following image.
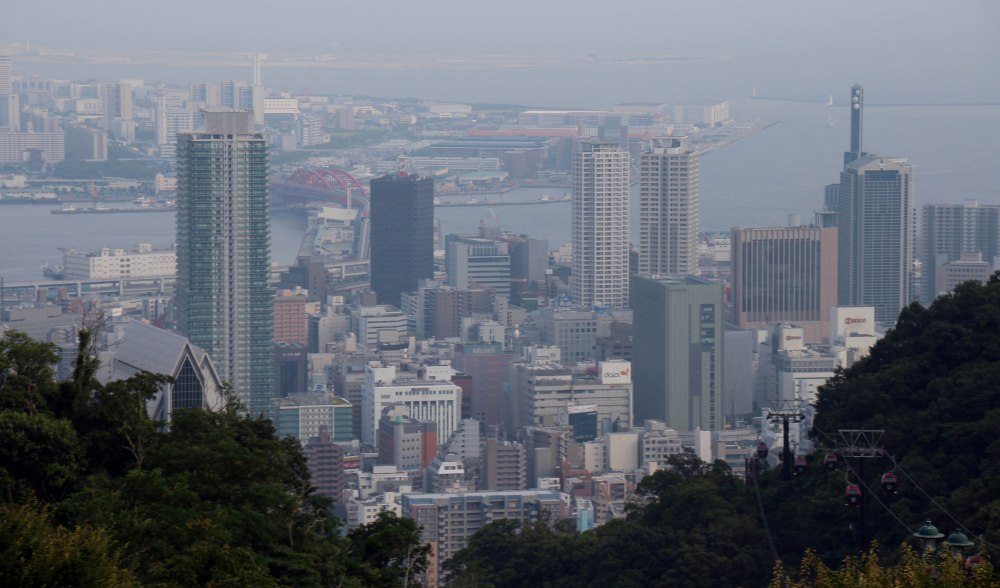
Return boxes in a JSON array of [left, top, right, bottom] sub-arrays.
[[836, 155, 915, 324], [481, 438, 527, 491], [535, 307, 624, 364], [403, 490, 565, 584], [370, 173, 434, 307], [921, 201, 1000, 302], [446, 235, 511, 297], [633, 275, 725, 431], [176, 111, 274, 417], [638, 138, 701, 276]]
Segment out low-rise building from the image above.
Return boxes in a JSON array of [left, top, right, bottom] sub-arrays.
[[63, 243, 175, 280]]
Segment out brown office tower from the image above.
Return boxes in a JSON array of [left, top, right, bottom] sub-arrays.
[[730, 226, 838, 343]]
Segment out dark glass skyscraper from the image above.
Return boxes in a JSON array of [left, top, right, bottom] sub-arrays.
[[369, 173, 434, 307], [176, 111, 274, 418]]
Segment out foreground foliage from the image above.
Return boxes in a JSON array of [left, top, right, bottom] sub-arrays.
[[0, 329, 426, 587], [770, 545, 999, 588]]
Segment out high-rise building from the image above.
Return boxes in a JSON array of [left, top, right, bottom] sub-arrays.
[[370, 173, 434, 306], [836, 156, 915, 324], [453, 343, 512, 430], [251, 52, 265, 127], [633, 275, 724, 431], [730, 226, 838, 343], [0, 48, 12, 95], [101, 81, 133, 130], [638, 138, 700, 276], [921, 201, 1000, 302], [446, 235, 511, 297], [572, 140, 630, 308], [176, 111, 274, 417]]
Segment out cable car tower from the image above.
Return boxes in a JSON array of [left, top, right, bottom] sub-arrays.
[[766, 400, 806, 481]]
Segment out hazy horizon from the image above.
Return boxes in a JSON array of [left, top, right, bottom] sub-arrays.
[[4, 1, 999, 105]]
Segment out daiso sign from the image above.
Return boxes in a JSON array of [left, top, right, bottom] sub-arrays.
[[599, 360, 632, 384], [831, 306, 876, 338]]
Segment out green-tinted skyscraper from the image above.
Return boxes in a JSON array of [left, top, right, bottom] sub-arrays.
[[176, 111, 274, 417], [633, 275, 724, 431]]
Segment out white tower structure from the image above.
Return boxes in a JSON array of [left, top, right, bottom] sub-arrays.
[[572, 140, 631, 309]]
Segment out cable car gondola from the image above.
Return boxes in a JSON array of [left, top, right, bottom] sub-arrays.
[[794, 456, 808, 476], [845, 484, 862, 507], [823, 452, 840, 471], [881, 472, 898, 494], [756, 442, 769, 460]]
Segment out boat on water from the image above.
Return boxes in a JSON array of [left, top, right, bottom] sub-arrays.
[[539, 194, 551, 202], [465, 198, 478, 204], [562, 193, 572, 200]]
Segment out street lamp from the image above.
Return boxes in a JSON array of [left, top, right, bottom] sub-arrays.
[[943, 530, 975, 559], [912, 520, 945, 555]]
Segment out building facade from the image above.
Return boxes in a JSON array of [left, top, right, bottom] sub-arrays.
[[176, 111, 274, 417], [370, 173, 434, 307], [921, 201, 1000, 302], [836, 156, 915, 324], [638, 138, 700, 276], [63, 243, 175, 280], [633, 275, 724, 431], [730, 226, 838, 343], [403, 491, 565, 585], [572, 140, 630, 308], [446, 235, 511, 297]]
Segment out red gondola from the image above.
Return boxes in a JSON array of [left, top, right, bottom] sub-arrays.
[[881, 472, 898, 494], [823, 452, 839, 471], [794, 456, 808, 475], [845, 484, 862, 507], [756, 442, 769, 460]]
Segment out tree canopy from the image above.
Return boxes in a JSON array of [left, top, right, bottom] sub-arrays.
[[0, 329, 427, 587]]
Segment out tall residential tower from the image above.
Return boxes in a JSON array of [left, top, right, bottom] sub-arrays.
[[572, 140, 630, 308], [176, 111, 274, 417], [638, 138, 700, 276]]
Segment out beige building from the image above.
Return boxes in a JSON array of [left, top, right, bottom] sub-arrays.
[[730, 226, 838, 343]]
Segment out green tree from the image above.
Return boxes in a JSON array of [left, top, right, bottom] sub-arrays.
[[346, 511, 431, 588], [0, 499, 134, 587]]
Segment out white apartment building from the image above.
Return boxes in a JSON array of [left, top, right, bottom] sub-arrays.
[[572, 140, 630, 308], [638, 138, 700, 276], [361, 363, 462, 447], [63, 243, 176, 280]]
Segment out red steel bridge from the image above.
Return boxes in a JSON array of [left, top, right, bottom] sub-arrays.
[[270, 168, 369, 212]]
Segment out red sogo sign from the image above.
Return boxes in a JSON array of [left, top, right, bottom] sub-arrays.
[[844, 317, 868, 325]]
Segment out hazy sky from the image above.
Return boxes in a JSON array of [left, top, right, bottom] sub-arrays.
[[3, 0, 999, 106], [3, 0, 999, 60]]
